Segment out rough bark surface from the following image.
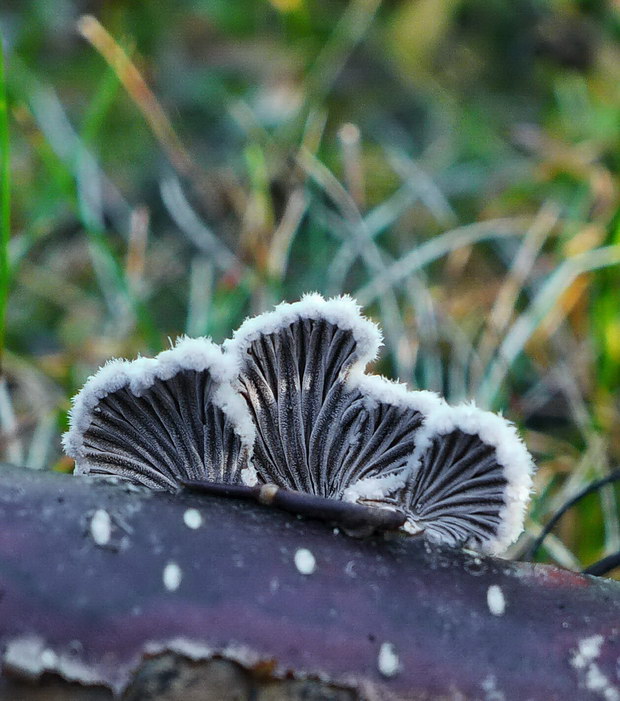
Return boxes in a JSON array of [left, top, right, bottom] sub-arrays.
[[0, 464, 618, 700]]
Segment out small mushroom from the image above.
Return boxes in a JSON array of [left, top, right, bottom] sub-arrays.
[[225, 294, 442, 499], [63, 338, 255, 489], [396, 404, 534, 555]]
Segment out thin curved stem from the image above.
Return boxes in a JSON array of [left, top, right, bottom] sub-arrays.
[[526, 469, 620, 560], [583, 551, 620, 577]]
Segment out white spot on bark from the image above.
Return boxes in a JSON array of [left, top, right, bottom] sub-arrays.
[[89, 509, 111, 546], [586, 665, 620, 700], [570, 635, 620, 701], [40, 649, 58, 668], [378, 642, 400, 678], [481, 674, 506, 701], [572, 635, 604, 670], [2, 636, 100, 685], [163, 561, 183, 592], [487, 585, 505, 616], [183, 508, 202, 530], [294, 548, 316, 575], [3, 636, 47, 678]]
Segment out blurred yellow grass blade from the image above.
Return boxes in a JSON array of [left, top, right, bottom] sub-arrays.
[[267, 188, 307, 279], [477, 244, 620, 408], [126, 206, 149, 295], [338, 123, 365, 209], [476, 203, 559, 373], [604, 318, 620, 362], [268, 0, 303, 11], [356, 217, 528, 305], [76, 16, 199, 186], [388, 0, 460, 76], [533, 273, 590, 341]]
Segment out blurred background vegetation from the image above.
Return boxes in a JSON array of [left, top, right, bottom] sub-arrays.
[[1, 0, 620, 573]]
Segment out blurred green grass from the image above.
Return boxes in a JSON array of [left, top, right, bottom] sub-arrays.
[[1, 0, 620, 572]]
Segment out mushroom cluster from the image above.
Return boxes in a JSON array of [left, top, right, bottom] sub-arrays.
[[63, 294, 534, 555]]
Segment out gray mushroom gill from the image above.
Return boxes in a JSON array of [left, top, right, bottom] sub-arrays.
[[64, 294, 534, 555]]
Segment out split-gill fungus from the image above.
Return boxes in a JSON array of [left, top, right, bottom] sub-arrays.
[[63, 294, 534, 554]]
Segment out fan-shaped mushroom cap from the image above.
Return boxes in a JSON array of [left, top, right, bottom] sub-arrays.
[[63, 338, 255, 489], [401, 402, 534, 555], [226, 295, 442, 498]]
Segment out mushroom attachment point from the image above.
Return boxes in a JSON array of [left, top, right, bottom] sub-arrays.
[[64, 294, 535, 554], [180, 479, 407, 537]]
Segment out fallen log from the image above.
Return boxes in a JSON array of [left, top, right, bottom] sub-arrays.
[[0, 464, 618, 700]]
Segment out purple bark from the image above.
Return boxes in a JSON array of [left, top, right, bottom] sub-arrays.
[[0, 464, 618, 699]]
